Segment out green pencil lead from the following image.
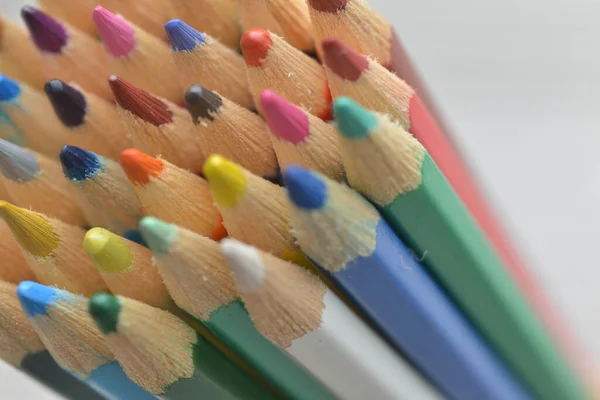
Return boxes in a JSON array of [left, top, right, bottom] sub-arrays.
[[333, 97, 378, 139], [89, 292, 121, 334]]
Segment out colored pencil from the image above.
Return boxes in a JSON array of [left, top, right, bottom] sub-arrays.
[[0, 139, 86, 226], [0, 15, 45, 90], [17, 281, 157, 399], [0, 221, 37, 284], [260, 90, 344, 180], [59, 145, 143, 236], [185, 85, 278, 178], [333, 97, 586, 400], [109, 76, 204, 173], [89, 292, 280, 400], [21, 6, 112, 100], [165, 19, 254, 109], [264, 0, 315, 52], [37, 0, 99, 36], [44, 79, 132, 160], [320, 38, 575, 358], [240, 29, 331, 119], [83, 227, 174, 310], [203, 154, 294, 256], [0, 202, 107, 296], [0, 280, 105, 400], [169, 0, 241, 49], [307, 0, 392, 68], [0, 74, 67, 157], [139, 216, 340, 400], [285, 166, 540, 400], [120, 148, 225, 240], [93, 7, 182, 103], [222, 238, 443, 400]]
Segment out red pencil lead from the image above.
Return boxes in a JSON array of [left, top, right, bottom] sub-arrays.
[[108, 75, 172, 126], [240, 29, 273, 68], [322, 38, 369, 82], [307, 0, 348, 13]]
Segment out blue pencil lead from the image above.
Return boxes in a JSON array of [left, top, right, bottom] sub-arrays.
[[284, 166, 327, 210], [17, 281, 58, 317], [0, 74, 21, 102], [165, 19, 206, 52], [59, 145, 102, 181]]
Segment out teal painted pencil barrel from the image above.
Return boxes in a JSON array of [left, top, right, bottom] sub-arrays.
[[334, 98, 587, 400]]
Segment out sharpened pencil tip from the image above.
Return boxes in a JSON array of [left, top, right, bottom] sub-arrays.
[[322, 38, 369, 82], [44, 80, 87, 128], [334, 97, 378, 139], [0, 74, 21, 102], [221, 239, 265, 293], [165, 19, 206, 52], [261, 90, 310, 144], [84, 228, 133, 274], [0, 139, 40, 182], [59, 145, 102, 182], [284, 166, 327, 210], [138, 217, 177, 255], [109, 76, 173, 126], [240, 29, 272, 67], [21, 6, 67, 53], [307, 0, 349, 12], [93, 6, 135, 57], [0, 202, 58, 257], [17, 281, 57, 318], [185, 85, 223, 123], [89, 292, 121, 334], [120, 149, 165, 186], [203, 155, 247, 208]]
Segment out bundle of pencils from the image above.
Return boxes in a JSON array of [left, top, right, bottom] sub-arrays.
[[0, 1, 590, 400]]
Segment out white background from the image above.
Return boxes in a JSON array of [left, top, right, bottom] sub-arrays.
[[1, 0, 599, 397]]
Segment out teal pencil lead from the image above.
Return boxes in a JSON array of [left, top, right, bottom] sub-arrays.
[[333, 97, 378, 139]]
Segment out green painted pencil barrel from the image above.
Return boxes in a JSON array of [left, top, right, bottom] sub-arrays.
[[201, 300, 339, 400], [163, 332, 279, 400], [384, 154, 586, 400]]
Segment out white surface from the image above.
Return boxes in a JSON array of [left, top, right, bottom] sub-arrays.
[[0, 360, 65, 400], [288, 290, 442, 400], [2, 0, 600, 397]]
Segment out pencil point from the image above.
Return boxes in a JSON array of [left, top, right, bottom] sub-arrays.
[[84, 228, 133, 274], [44, 80, 87, 128], [284, 166, 327, 210], [334, 97, 377, 139], [59, 145, 102, 182], [221, 239, 265, 293], [109, 75, 173, 126], [0, 139, 40, 182], [17, 281, 58, 318], [89, 292, 121, 334], [0, 202, 58, 257], [322, 38, 369, 82], [21, 6, 67, 53], [307, 0, 348, 12], [203, 155, 247, 208], [165, 19, 206, 52], [138, 217, 177, 255], [0, 74, 21, 102], [120, 149, 165, 186], [240, 29, 273, 67], [261, 90, 310, 144], [184, 85, 223, 123], [93, 6, 135, 57]]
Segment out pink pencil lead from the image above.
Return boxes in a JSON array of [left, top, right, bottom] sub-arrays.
[[93, 6, 135, 57], [261, 91, 310, 145]]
